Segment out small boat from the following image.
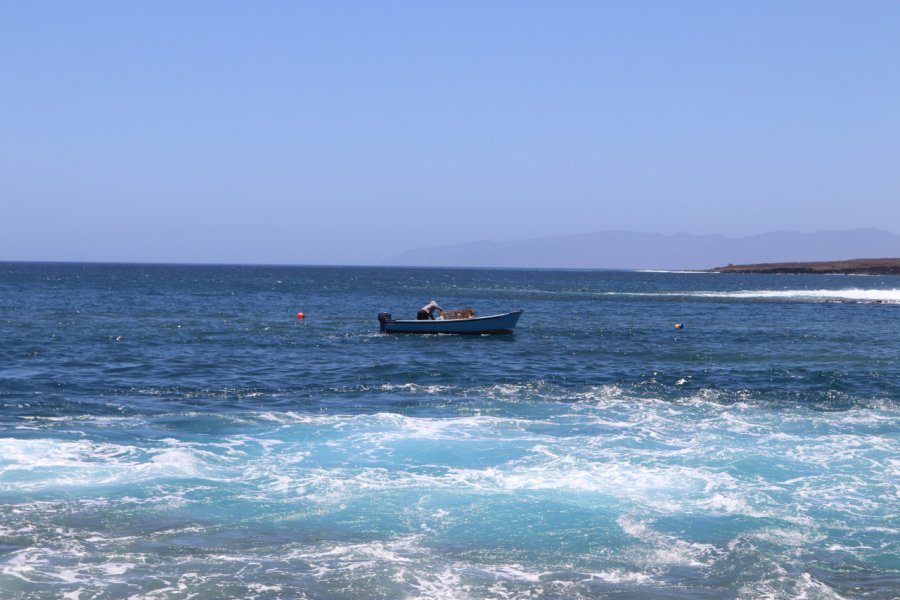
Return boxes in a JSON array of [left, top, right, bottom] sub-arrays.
[[378, 310, 523, 334]]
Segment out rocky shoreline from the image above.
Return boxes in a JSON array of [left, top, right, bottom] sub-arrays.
[[709, 258, 900, 275]]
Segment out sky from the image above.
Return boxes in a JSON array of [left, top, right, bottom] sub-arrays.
[[2, 1, 899, 265]]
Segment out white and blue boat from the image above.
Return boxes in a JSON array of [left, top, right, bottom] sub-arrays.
[[378, 310, 523, 334]]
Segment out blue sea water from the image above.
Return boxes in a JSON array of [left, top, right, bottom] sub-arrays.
[[0, 262, 898, 599]]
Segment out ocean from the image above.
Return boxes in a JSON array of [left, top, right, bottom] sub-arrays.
[[0, 262, 897, 599]]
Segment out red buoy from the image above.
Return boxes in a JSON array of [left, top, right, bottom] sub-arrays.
[[296, 312, 305, 320]]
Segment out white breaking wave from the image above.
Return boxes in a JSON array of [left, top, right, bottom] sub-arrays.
[[635, 270, 710, 274], [611, 288, 900, 303], [687, 288, 900, 302], [0, 438, 215, 491]]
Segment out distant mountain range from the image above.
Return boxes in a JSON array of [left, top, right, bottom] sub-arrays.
[[384, 228, 900, 270]]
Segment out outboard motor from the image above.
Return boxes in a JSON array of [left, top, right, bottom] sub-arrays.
[[377, 312, 392, 333]]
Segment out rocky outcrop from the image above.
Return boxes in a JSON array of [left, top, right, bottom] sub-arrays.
[[709, 258, 900, 275]]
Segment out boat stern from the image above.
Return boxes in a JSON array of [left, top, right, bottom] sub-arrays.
[[377, 312, 393, 333]]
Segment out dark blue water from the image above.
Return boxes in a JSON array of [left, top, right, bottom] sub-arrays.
[[1, 263, 898, 598]]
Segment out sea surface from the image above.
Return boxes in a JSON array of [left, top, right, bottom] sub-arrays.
[[1, 263, 898, 599]]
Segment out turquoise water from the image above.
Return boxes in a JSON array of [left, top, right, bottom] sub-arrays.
[[1, 263, 898, 599]]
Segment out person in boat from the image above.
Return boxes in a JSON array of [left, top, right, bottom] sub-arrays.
[[417, 300, 443, 320]]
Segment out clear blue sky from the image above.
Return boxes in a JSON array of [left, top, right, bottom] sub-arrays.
[[2, 1, 899, 265]]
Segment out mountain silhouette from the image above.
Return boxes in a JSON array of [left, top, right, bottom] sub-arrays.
[[385, 229, 900, 270]]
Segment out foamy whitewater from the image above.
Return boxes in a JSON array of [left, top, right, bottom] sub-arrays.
[[1, 264, 898, 598]]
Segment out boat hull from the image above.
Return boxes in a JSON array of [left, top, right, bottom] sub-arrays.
[[379, 310, 522, 334]]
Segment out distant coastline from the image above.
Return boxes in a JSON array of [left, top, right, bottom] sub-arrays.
[[708, 258, 900, 275], [385, 229, 900, 271]]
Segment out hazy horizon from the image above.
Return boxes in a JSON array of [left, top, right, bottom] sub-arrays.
[[2, 227, 899, 270], [3, 2, 900, 265]]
